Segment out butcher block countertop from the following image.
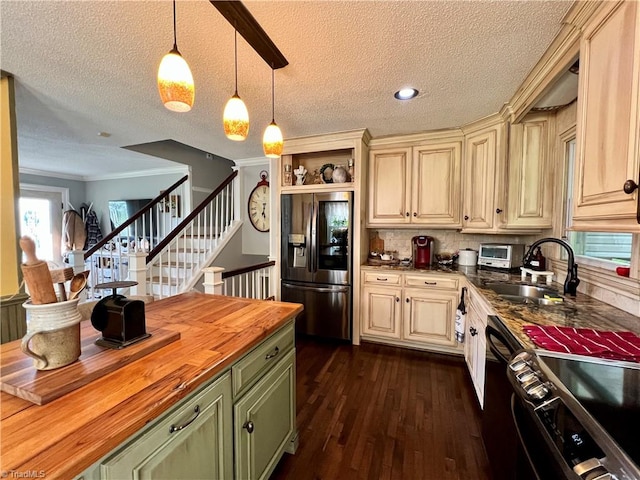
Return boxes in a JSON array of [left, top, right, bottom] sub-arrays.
[[362, 264, 640, 349], [0, 292, 303, 479]]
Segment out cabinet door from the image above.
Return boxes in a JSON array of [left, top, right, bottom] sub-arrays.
[[465, 301, 486, 407], [412, 141, 462, 226], [463, 129, 498, 230], [573, 0, 640, 231], [402, 288, 457, 347], [361, 285, 402, 339], [368, 148, 411, 224], [235, 349, 296, 480], [506, 112, 554, 229], [101, 373, 233, 480]]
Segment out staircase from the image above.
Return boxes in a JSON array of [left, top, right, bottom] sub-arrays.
[[83, 171, 243, 299]]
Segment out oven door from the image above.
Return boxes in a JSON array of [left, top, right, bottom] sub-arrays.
[[482, 316, 537, 480]]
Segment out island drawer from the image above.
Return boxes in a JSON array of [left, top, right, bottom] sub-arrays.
[[404, 274, 459, 290], [232, 322, 294, 397], [363, 272, 402, 285]]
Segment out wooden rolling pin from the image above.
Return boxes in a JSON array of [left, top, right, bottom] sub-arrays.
[[19, 236, 58, 304]]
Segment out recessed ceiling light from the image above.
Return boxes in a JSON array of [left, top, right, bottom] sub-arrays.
[[394, 88, 419, 100]]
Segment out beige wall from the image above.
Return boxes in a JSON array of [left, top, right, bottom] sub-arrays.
[[0, 74, 21, 296]]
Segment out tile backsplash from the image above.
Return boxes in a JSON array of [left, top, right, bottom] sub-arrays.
[[370, 229, 537, 259]]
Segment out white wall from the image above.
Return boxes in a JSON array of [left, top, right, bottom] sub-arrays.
[[239, 163, 270, 256]]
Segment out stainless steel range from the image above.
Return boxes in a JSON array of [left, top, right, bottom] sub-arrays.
[[507, 349, 640, 479]]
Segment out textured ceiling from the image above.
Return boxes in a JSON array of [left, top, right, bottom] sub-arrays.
[[1, 0, 573, 180]]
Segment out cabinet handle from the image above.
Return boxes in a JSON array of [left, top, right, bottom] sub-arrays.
[[405, 298, 410, 303], [464, 215, 469, 221], [413, 212, 417, 217], [376, 277, 388, 281], [469, 327, 478, 337], [424, 281, 437, 285], [406, 212, 410, 217], [243, 420, 255, 434], [169, 405, 200, 433], [265, 346, 280, 360], [623, 179, 638, 194], [623, 179, 640, 224], [495, 208, 503, 214], [396, 297, 400, 302]]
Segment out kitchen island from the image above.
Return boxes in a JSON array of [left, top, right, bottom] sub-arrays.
[[0, 292, 303, 479]]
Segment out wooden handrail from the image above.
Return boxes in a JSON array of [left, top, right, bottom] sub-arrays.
[[222, 261, 275, 279], [146, 170, 239, 264], [84, 175, 189, 259]]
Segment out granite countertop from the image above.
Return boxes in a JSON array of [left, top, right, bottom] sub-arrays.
[[361, 263, 640, 349]]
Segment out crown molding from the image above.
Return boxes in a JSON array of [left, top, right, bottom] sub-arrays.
[[233, 157, 270, 168], [84, 166, 190, 182], [283, 129, 370, 155], [19, 167, 84, 181]]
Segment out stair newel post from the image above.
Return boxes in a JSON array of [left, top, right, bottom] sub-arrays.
[[203, 266, 225, 295], [232, 168, 241, 226], [69, 250, 86, 274], [128, 252, 148, 296]]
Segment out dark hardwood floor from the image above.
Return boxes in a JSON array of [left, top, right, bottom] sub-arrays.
[[270, 336, 491, 480]]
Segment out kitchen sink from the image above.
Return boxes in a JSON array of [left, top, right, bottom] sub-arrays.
[[483, 283, 563, 305]]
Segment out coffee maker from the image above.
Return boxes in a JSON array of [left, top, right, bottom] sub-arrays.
[[412, 236, 435, 268]]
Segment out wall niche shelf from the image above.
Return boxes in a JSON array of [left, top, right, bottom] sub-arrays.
[[281, 149, 354, 188]]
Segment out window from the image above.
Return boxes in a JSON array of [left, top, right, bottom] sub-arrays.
[[564, 138, 633, 269]]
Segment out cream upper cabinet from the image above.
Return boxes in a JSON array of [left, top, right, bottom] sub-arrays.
[[368, 136, 462, 228], [462, 125, 503, 230], [411, 142, 462, 226], [573, 0, 640, 232], [505, 112, 554, 230], [368, 147, 412, 224]]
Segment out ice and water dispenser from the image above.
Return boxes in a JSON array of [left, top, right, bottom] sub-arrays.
[[288, 234, 307, 268]]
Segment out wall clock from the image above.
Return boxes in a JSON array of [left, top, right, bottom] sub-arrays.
[[248, 170, 270, 232]]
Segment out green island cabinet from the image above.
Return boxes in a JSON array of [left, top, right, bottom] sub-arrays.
[[81, 321, 296, 480]]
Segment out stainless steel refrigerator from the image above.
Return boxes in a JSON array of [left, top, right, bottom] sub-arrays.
[[281, 192, 352, 340]]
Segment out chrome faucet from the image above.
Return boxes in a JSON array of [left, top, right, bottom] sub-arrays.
[[523, 238, 580, 296]]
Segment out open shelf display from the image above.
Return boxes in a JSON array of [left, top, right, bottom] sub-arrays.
[[281, 149, 354, 189]]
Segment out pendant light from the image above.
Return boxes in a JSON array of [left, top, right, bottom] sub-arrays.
[[263, 68, 283, 158], [223, 30, 249, 141], [157, 0, 194, 113]]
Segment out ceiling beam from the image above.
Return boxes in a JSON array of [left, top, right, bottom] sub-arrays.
[[209, 1, 289, 70]]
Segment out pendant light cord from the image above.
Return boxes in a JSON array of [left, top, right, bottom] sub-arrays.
[[172, 0, 178, 50], [234, 30, 239, 95], [271, 67, 275, 122]]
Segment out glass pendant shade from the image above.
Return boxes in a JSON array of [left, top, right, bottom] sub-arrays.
[[223, 94, 249, 141], [158, 48, 195, 112], [263, 121, 283, 158]]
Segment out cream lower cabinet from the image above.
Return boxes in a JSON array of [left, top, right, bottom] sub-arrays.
[[573, 0, 640, 232], [361, 270, 461, 353], [463, 284, 492, 407], [99, 323, 296, 480], [101, 373, 233, 480], [368, 137, 462, 228]]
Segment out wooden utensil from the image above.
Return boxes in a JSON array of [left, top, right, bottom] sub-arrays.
[[49, 267, 74, 301], [68, 271, 89, 300], [19, 236, 57, 305], [370, 231, 384, 255]]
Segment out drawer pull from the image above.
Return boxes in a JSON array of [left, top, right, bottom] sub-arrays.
[[243, 420, 255, 434], [376, 277, 388, 281], [265, 346, 280, 360], [169, 405, 200, 433], [424, 281, 437, 285]]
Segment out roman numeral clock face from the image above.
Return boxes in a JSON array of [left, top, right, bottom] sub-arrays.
[[248, 184, 270, 232]]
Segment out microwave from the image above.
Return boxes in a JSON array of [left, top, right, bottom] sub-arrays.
[[478, 243, 525, 269]]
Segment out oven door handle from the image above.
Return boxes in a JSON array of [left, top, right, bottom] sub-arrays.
[[510, 394, 542, 480], [486, 324, 514, 365]]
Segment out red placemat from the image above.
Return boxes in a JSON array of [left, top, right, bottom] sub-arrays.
[[523, 325, 640, 362]]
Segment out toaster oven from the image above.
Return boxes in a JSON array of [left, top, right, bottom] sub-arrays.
[[478, 243, 525, 269]]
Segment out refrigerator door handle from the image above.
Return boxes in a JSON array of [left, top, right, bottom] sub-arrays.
[[305, 201, 313, 273], [282, 282, 349, 294], [311, 197, 318, 273]]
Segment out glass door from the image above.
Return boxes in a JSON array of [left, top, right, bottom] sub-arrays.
[[19, 185, 66, 265], [314, 192, 352, 285]]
